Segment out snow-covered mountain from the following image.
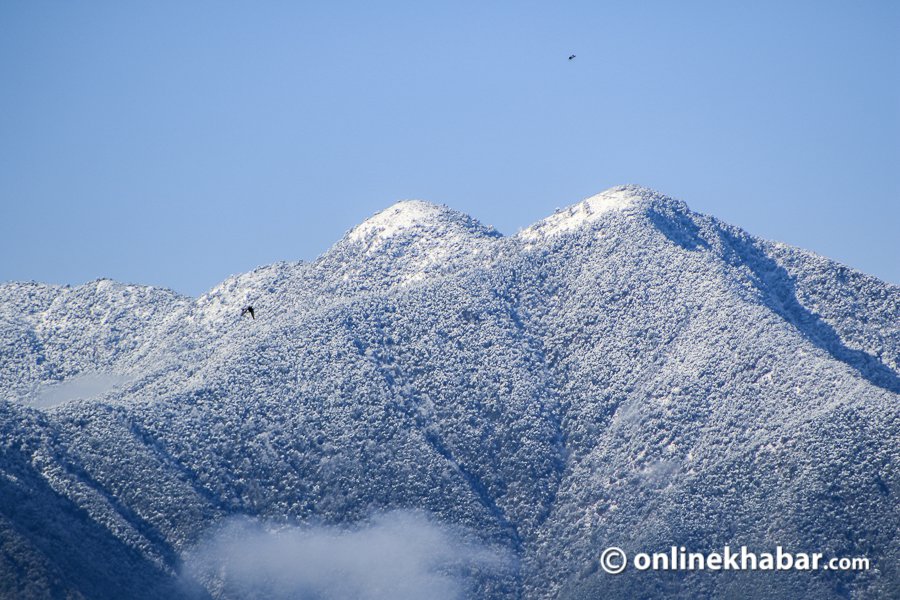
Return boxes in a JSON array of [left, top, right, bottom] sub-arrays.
[[1, 185, 898, 599]]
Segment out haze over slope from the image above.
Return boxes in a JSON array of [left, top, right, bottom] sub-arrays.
[[1, 186, 898, 599]]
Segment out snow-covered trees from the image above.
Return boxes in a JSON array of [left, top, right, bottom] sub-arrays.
[[0, 186, 897, 598]]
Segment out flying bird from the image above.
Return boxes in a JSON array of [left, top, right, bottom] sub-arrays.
[[241, 306, 255, 320], [568, 54, 576, 60]]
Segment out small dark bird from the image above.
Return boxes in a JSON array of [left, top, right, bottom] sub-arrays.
[[568, 54, 576, 60], [241, 306, 255, 320]]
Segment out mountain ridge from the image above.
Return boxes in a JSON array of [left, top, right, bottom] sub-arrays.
[[1, 186, 898, 599]]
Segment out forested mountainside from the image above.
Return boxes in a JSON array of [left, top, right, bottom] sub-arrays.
[[2, 186, 897, 599]]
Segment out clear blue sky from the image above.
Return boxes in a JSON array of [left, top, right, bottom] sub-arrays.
[[1, 1, 897, 295]]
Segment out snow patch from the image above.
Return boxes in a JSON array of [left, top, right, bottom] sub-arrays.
[[29, 372, 128, 409], [342, 200, 499, 284], [519, 187, 639, 242], [348, 201, 447, 248]]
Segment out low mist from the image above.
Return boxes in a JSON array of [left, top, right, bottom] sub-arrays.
[[183, 510, 516, 600]]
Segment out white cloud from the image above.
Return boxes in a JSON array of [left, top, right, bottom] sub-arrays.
[[183, 510, 515, 600]]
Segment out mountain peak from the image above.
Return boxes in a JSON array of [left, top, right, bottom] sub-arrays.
[[346, 200, 447, 245], [323, 199, 502, 287], [343, 200, 500, 254], [346, 200, 489, 246], [519, 185, 671, 241]]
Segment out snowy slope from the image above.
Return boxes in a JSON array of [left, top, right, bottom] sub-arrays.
[[1, 185, 898, 599]]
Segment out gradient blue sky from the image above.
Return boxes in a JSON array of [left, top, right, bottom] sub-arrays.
[[2, 1, 897, 295]]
